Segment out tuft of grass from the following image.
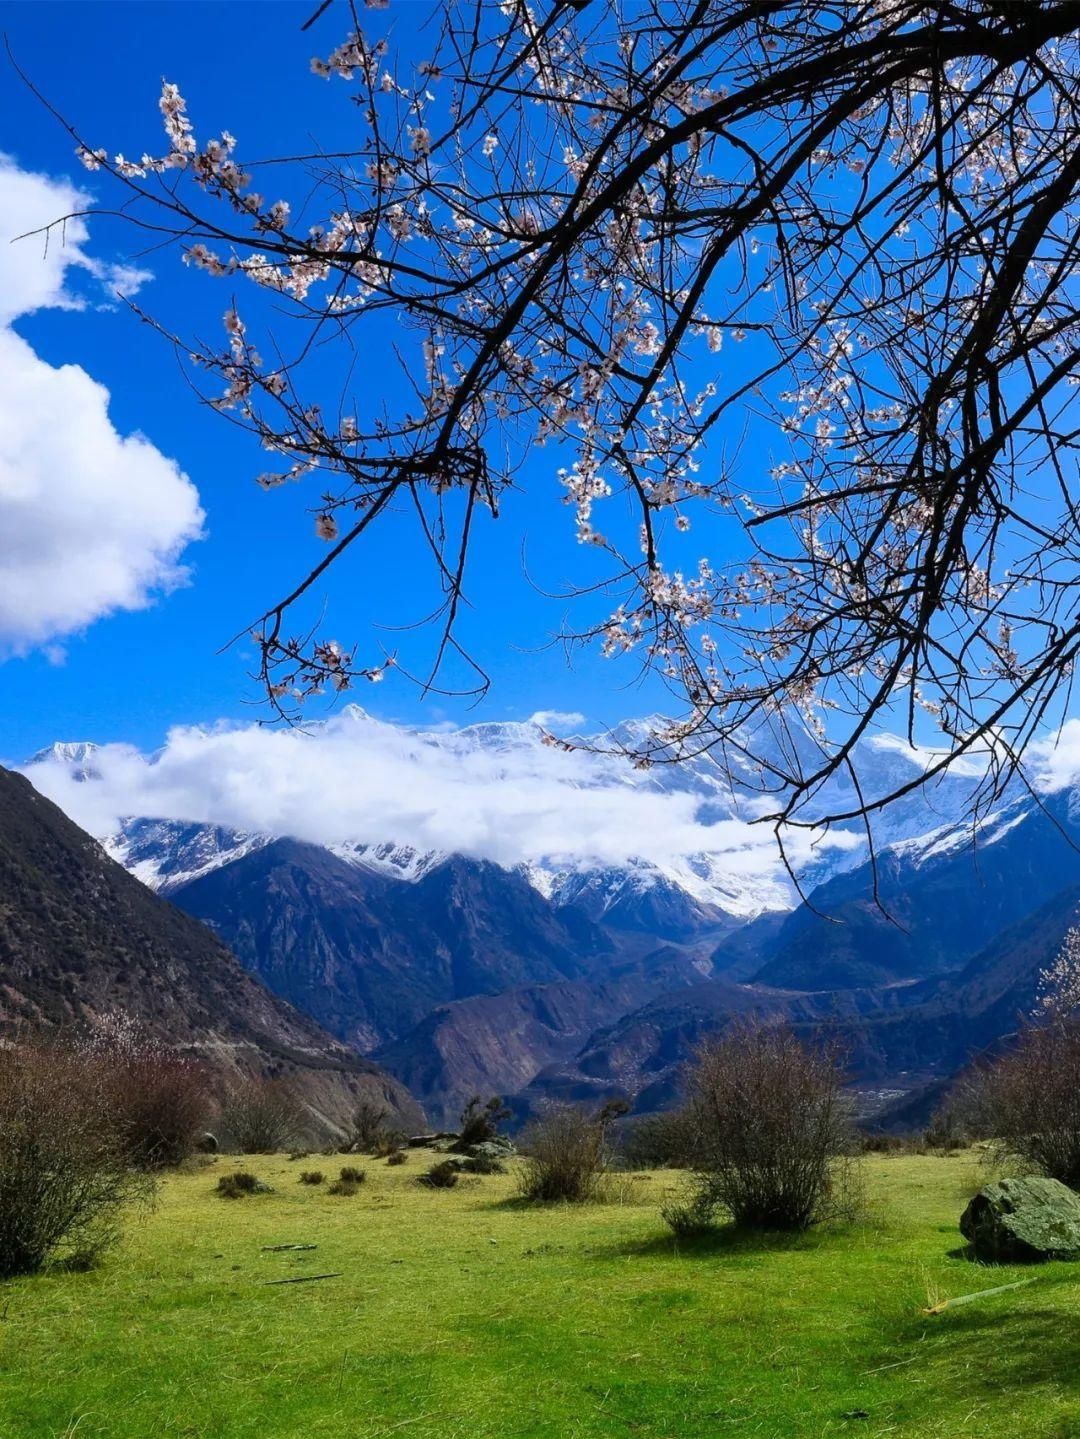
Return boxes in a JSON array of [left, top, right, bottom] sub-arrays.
[[418, 1160, 459, 1189], [5, 1153, 1080, 1438], [215, 1171, 262, 1199], [298, 1170, 324, 1185], [338, 1166, 366, 1185]]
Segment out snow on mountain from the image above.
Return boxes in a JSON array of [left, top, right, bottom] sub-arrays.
[[23, 708, 991, 930], [104, 817, 271, 894], [27, 740, 100, 780], [329, 840, 446, 884]]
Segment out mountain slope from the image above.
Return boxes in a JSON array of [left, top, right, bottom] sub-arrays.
[[375, 941, 717, 1123], [729, 796, 1078, 989], [173, 842, 614, 1050], [0, 766, 422, 1132]]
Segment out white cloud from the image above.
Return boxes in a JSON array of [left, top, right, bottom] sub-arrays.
[[529, 709, 586, 731], [0, 155, 202, 652], [22, 709, 856, 888], [1029, 720, 1080, 793]]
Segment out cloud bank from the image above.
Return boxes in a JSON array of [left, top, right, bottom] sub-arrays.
[[22, 708, 857, 885], [0, 155, 203, 652]]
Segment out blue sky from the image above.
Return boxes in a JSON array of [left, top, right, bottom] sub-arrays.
[[0, 0, 691, 762]]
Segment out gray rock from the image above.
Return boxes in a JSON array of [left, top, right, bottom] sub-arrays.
[[466, 1138, 516, 1161], [960, 1176, 1080, 1262]]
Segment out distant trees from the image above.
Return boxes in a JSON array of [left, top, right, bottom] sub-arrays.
[[672, 1022, 857, 1231], [50, 1, 1080, 842]]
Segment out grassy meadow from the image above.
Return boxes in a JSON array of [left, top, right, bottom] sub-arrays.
[[2, 1151, 1079, 1438]]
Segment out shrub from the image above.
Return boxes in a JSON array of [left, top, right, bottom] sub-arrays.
[[660, 1191, 718, 1238], [961, 1021, 1080, 1186], [456, 1095, 511, 1150], [373, 1131, 408, 1158], [298, 1170, 324, 1185], [78, 1015, 213, 1170], [419, 1160, 460, 1189], [518, 1099, 628, 1203], [461, 1154, 505, 1175], [338, 1165, 366, 1184], [216, 1170, 262, 1198], [219, 1078, 306, 1154], [347, 1095, 395, 1154], [327, 1178, 360, 1196], [0, 1043, 151, 1277], [681, 1022, 857, 1231], [620, 1109, 695, 1170], [386, 1150, 407, 1167]]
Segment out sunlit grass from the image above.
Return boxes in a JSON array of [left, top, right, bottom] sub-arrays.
[[1, 1151, 1078, 1437]]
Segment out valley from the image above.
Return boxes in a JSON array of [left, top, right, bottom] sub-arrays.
[[20, 712, 1077, 1130]]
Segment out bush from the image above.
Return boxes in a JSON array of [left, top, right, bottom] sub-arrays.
[[216, 1170, 263, 1198], [386, 1150, 407, 1167], [961, 1021, 1080, 1186], [620, 1109, 695, 1170], [680, 1022, 857, 1231], [456, 1095, 511, 1150], [419, 1160, 459, 1189], [79, 1015, 213, 1170], [328, 1178, 360, 1196], [518, 1099, 628, 1203], [347, 1095, 402, 1154], [298, 1170, 324, 1185], [0, 1043, 151, 1277], [338, 1165, 366, 1184], [660, 1191, 718, 1238], [219, 1078, 306, 1154], [461, 1154, 505, 1175]]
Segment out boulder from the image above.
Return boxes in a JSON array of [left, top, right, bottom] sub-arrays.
[[960, 1176, 1080, 1262]]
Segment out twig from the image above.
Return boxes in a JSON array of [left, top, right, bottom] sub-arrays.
[[923, 1277, 1038, 1315], [265, 1272, 342, 1286], [261, 1243, 318, 1252]]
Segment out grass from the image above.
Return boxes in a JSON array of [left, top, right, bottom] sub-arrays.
[[3, 1152, 1080, 1437]]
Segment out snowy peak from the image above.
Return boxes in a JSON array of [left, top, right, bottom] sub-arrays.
[[27, 740, 100, 780], [105, 818, 271, 894]]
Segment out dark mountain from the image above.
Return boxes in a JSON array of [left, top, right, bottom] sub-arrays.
[[173, 842, 614, 1050], [376, 942, 717, 1124], [514, 978, 897, 1117], [727, 796, 1080, 990], [0, 766, 421, 1133], [546, 867, 738, 941], [512, 881, 1080, 1128]]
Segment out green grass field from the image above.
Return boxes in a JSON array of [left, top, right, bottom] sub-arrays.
[[2, 1151, 1079, 1438]]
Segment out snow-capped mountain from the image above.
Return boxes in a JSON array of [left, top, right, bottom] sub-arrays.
[[21, 706, 991, 928]]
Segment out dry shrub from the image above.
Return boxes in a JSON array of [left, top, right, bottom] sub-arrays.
[[79, 1016, 213, 1170], [338, 1165, 365, 1184], [220, 1078, 306, 1154], [620, 1108, 696, 1170], [328, 1178, 360, 1196], [386, 1150, 407, 1167], [680, 1022, 857, 1231], [298, 1170, 324, 1185], [0, 1042, 150, 1276], [347, 1095, 394, 1153], [216, 1170, 263, 1199], [518, 1099, 628, 1204], [960, 1021, 1080, 1187], [419, 1160, 459, 1189]]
